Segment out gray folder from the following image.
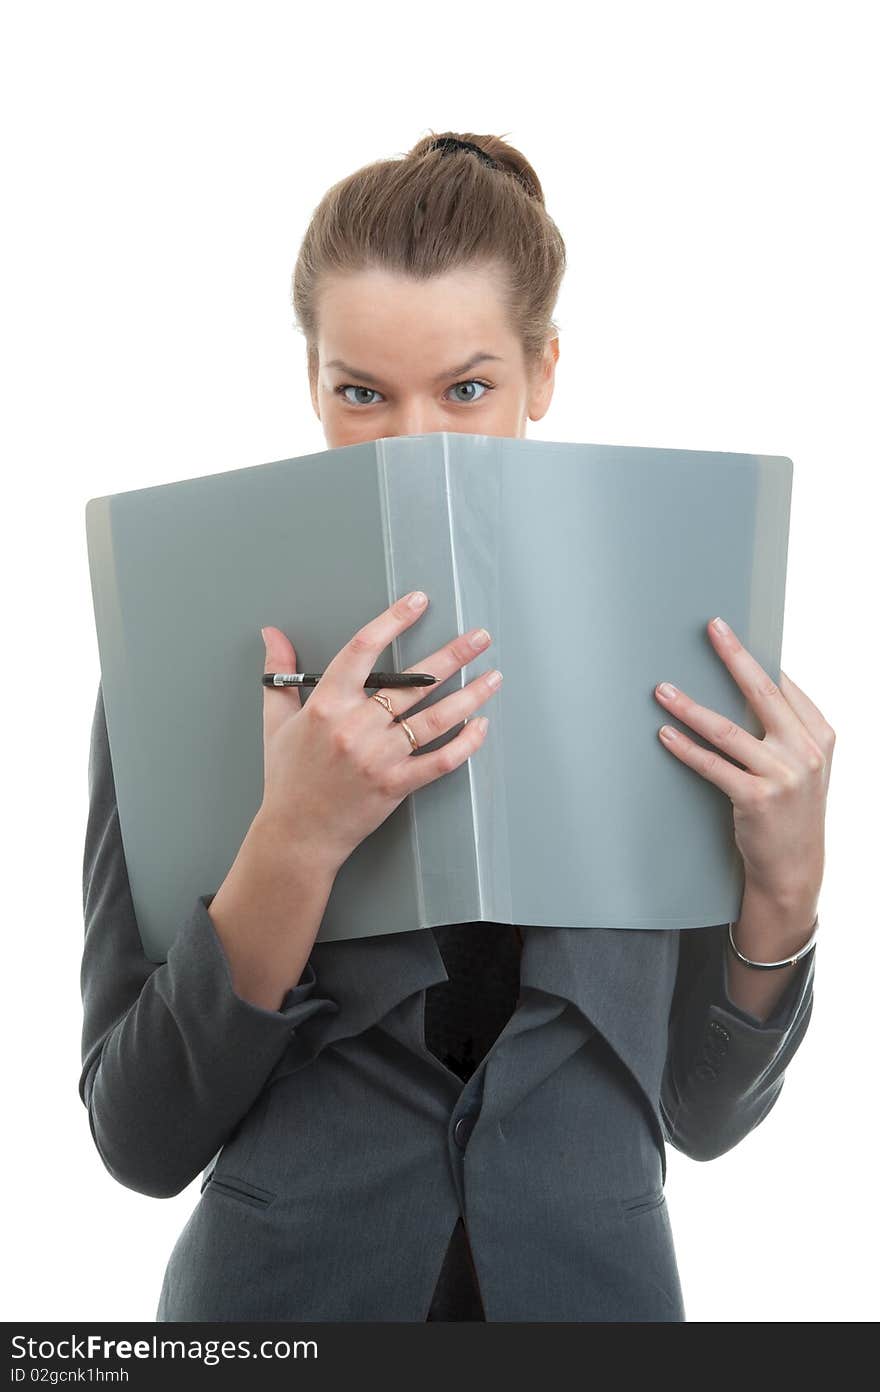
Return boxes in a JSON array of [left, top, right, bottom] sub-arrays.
[[85, 433, 792, 960]]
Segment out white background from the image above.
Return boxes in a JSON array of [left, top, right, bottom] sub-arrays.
[[2, 0, 876, 1324]]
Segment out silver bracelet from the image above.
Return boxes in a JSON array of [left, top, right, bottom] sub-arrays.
[[727, 913, 819, 971]]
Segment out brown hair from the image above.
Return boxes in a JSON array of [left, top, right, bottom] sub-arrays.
[[291, 129, 567, 391]]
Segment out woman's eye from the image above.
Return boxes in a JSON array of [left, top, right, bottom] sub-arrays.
[[336, 379, 493, 407], [448, 379, 491, 404], [337, 385, 383, 406]]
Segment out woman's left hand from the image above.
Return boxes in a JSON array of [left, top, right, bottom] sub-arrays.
[[653, 616, 836, 905]]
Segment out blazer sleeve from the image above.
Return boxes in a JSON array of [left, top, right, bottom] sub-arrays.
[[659, 920, 816, 1162], [79, 681, 338, 1199]]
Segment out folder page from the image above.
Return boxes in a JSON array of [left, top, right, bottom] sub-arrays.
[[381, 434, 791, 934]]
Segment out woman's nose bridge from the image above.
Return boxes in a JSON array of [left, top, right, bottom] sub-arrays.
[[390, 409, 440, 438]]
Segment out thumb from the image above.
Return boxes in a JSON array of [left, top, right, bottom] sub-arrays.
[[261, 624, 302, 758]]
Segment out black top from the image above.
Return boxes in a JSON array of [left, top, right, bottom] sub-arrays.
[[423, 922, 523, 1320]]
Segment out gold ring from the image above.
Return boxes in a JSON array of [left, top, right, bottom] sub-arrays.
[[397, 717, 419, 752], [369, 692, 420, 752], [369, 693, 395, 717]]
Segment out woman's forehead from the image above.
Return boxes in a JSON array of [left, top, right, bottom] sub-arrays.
[[316, 270, 516, 372]]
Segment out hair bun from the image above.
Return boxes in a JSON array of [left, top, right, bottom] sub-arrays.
[[428, 136, 499, 170], [414, 130, 544, 204]]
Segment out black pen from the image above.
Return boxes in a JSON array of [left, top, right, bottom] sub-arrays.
[[263, 671, 438, 689]]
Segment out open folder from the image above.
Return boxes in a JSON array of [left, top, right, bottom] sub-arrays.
[[85, 433, 792, 960]]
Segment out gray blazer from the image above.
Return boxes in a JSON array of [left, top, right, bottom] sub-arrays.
[[80, 684, 816, 1322]]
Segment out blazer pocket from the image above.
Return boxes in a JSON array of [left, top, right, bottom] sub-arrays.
[[203, 1172, 277, 1209], [620, 1186, 667, 1219]]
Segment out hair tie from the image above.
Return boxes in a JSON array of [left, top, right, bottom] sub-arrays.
[[429, 137, 498, 170]]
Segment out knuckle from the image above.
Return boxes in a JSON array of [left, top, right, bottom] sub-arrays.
[[804, 745, 826, 775], [420, 702, 444, 738], [436, 746, 458, 775], [716, 719, 739, 745], [752, 779, 776, 807], [449, 634, 474, 665], [348, 629, 373, 657], [376, 773, 400, 800], [701, 750, 724, 780], [306, 697, 332, 724], [330, 724, 357, 757]]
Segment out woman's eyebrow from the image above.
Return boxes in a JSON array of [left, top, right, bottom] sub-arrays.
[[324, 352, 504, 386]]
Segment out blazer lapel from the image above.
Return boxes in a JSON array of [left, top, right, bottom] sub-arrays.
[[266, 926, 449, 1084], [514, 923, 681, 1177]]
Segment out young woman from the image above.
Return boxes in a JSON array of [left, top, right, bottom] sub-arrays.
[[80, 131, 831, 1322]]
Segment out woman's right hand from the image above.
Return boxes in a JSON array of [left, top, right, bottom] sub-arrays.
[[258, 590, 501, 876]]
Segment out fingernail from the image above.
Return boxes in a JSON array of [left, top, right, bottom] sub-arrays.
[[408, 590, 428, 609], [261, 627, 268, 644], [712, 616, 729, 634], [471, 628, 491, 648]]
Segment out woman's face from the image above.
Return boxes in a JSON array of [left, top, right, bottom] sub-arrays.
[[309, 264, 559, 447]]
